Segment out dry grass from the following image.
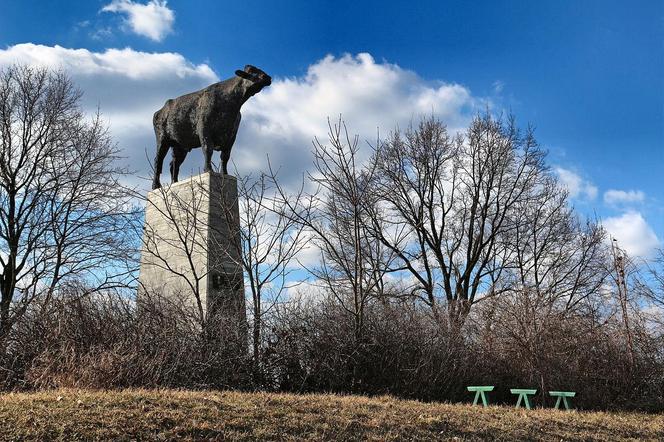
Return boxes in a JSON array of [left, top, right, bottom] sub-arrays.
[[0, 389, 662, 441]]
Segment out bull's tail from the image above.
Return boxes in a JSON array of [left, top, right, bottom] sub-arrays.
[[151, 104, 170, 189], [152, 108, 163, 131], [153, 99, 173, 131]]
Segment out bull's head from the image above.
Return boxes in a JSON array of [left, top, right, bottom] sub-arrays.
[[235, 65, 272, 97]]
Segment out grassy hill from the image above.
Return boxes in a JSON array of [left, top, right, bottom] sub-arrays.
[[0, 389, 662, 441]]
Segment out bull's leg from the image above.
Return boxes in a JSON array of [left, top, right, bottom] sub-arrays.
[[221, 148, 231, 175], [153, 140, 170, 189], [170, 147, 188, 183], [222, 113, 240, 176], [202, 143, 213, 173]]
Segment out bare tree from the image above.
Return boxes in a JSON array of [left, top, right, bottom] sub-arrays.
[[139, 164, 308, 377], [139, 178, 213, 328], [369, 114, 553, 331], [0, 65, 138, 344], [275, 119, 396, 344], [649, 249, 664, 305], [471, 178, 608, 401], [509, 177, 608, 313], [609, 238, 636, 367], [234, 171, 308, 379], [639, 248, 664, 326]]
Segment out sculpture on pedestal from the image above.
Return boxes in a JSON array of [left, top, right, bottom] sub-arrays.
[[151, 65, 272, 189], [140, 65, 269, 330]]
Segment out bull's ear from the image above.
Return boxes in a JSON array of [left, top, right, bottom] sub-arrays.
[[235, 70, 253, 80]]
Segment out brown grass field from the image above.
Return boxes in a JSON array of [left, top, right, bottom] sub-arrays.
[[0, 389, 662, 441]]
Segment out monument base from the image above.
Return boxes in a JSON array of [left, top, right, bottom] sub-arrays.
[[138, 172, 246, 328]]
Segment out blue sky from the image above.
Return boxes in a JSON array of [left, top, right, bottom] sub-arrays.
[[0, 0, 662, 258]]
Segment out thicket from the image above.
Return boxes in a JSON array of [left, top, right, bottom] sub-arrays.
[[0, 65, 662, 411], [1, 284, 662, 411]]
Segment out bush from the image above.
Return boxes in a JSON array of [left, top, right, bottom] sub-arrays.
[[0, 287, 661, 411], [1, 290, 250, 391]]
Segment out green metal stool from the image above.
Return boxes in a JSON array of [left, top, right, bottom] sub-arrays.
[[549, 391, 576, 410], [467, 386, 494, 407], [510, 388, 537, 409]]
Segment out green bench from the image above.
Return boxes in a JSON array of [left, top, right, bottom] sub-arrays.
[[467, 385, 577, 409], [510, 389, 537, 409], [467, 386, 494, 407], [549, 391, 576, 410]]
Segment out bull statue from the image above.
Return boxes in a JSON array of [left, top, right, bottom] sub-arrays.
[[151, 65, 272, 189]]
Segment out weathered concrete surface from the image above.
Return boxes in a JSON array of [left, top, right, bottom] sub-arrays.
[[139, 172, 246, 326]]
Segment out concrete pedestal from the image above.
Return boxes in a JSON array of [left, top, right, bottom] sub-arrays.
[[139, 172, 246, 327]]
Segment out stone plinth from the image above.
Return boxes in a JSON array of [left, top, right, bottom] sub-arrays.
[[139, 172, 246, 326]]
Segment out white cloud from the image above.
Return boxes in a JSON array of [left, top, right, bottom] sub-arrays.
[[238, 53, 481, 186], [102, 0, 175, 42], [554, 167, 598, 200], [0, 43, 217, 187], [0, 46, 482, 191], [492, 80, 504, 93], [603, 211, 660, 258], [0, 43, 215, 80], [603, 189, 645, 206], [286, 279, 329, 305], [90, 27, 114, 41]]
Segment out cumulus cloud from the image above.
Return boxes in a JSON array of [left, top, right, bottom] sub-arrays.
[[0, 43, 214, 80], [102, 0, 175, 42], [603, 211, 660, 258], [554, 167, 598, 200], [603, 189, 645, 206], [0, 46, 483, 190], [0, 43, 217, 186], [238, 53, 480, 185]]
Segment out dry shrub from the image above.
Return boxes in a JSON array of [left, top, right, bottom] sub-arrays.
[[466, 291, 664, 411], [0, 285, 661, 411], [262, 292, 663, 411], [1, 290, 250, 391], [263, 297, 476, 400]]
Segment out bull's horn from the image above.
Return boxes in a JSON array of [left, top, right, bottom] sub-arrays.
[[235, 70, 252, 80]]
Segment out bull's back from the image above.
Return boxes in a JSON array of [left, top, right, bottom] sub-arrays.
[[153, 93, 202, 147], [152, 79, 242, 148]]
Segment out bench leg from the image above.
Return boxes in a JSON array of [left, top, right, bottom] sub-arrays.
[[562, 397, 571, 410], [554, 396, 562, 409], [515, 395, 523, 408], [473, 391, 480, 406], [480, 391, 488, 407], [523, 395, 531, 410]]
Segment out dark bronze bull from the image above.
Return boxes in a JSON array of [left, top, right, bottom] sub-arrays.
[[152, 65, 271, 189]]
